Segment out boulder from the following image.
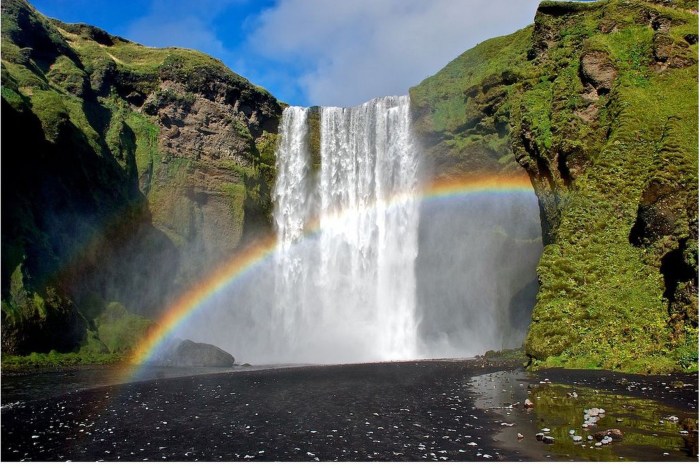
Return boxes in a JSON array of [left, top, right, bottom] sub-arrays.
[[153, 339, 235, 367]]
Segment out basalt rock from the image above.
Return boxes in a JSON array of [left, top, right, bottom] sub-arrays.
[[152, 339, 235, 368]]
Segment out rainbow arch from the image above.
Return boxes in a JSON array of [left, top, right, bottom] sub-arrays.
[[130, 174, 535, 365]]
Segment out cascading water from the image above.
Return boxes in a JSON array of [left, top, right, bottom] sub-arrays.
[[272, 96, 421, 363], [183, 95, 542, 365]]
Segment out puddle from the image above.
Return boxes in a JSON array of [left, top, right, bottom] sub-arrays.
[[470, 369, 698, 462]]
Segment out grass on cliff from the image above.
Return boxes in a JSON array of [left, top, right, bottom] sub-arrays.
[[2, 350, 125, 373], [523, 2, 698, 373], [411, 25, 534, 136], [411, 0, 698, 373]]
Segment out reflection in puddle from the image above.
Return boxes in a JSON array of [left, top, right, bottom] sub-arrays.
[[470, 370, 698, 462]]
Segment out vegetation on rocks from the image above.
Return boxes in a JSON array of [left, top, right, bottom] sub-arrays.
[[1, 0, 282, 361], [412, 0, 698, 373]]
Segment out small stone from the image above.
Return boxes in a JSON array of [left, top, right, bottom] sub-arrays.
[[524, 399, 534, 409], [535, 433, 545, 441], [594, 429, 624, 441], [616, 418, 624, 423], [582, 424, 589, 429], [599, 409, 605, 414], [663, 453, 670, 456], [541, 428, 551, 433], [667, 416, 679, 422], [587, 435, 593, 441], [601, 438, 610, 445], [517, 433, 524, 440], [542, 436, 555, 445], [573, 436, 583, 442], [569, 430, 576, 435], [680, 430, 689, 435], [595, 442, 602, 447]]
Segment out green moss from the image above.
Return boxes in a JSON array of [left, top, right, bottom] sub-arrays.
[[255, 131, 279, 168], [1, 85, 28, 110], [26, 89, 70, 140], [4, 264, 31, 324], [124, 111, 160, 190], [45, 54, 86, 95], [93, 302, 153, 353], [521, 80, 554, 151], [222, 182, 247, 230], [523, 1, 698, 373], [412, 0, 698, 373], [1, 350, 125, 372]]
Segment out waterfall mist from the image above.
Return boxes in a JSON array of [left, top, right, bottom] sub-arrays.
[[416, 191, 542, 358], [179, 95, 542, 364]]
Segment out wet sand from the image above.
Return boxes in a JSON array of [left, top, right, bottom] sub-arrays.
[[1, 359, 697, 461]]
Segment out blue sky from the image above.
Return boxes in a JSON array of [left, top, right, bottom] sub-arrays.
[[32, 0, 541, 107]]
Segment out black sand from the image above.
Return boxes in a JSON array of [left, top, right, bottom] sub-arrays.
[[1, 360, 697, 461]]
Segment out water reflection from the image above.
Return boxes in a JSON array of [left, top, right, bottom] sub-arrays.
[[470, 370, 698, 462]]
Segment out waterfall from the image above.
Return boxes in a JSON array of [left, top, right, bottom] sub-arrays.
[[183, 95, 542, 364], [273, 96, 421, 363]]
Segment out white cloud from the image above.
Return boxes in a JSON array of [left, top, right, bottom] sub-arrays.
[[247, 0, 540, 107]]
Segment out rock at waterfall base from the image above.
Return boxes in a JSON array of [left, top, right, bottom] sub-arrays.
[[151, 339, 235, 367]]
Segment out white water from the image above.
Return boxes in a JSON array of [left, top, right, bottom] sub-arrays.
[[182, 95, 542, 365], [272, 96, 421, 363]]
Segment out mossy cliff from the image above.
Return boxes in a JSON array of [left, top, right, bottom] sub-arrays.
[[1, 0, 282, 357], [411, 0, 698, 373]]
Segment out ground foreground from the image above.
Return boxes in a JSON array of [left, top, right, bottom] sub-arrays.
[[1, 360, 697, 461]]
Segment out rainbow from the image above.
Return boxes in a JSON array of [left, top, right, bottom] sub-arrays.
[[130, 173, 535, 365]]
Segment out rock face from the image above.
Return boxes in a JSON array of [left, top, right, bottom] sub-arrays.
[[1, 0, 281, 355], [579, 51, 618, 94], [411, 0, 698, 373], [152, 339, 235, 368]]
